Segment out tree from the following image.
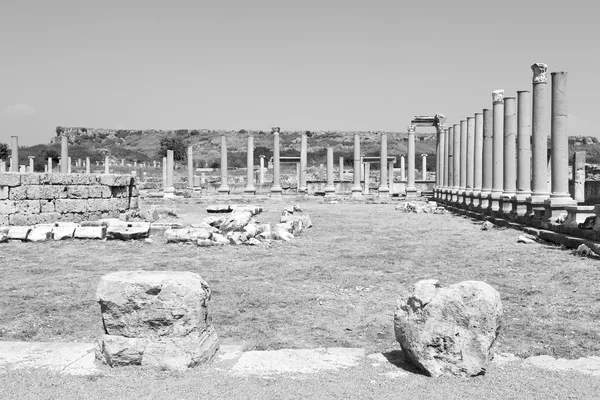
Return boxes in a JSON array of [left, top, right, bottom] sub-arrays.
[[0, 142, 9, 160], [156, 136, 187, 161]]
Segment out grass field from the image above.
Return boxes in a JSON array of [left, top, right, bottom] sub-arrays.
[[1, 202, 599, 359]]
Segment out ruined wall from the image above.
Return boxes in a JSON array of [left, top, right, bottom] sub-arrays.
[[0, 173, 138, 225]]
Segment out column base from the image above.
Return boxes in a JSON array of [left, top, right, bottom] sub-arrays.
[[378, 187, 390, 199], [526, 194, 549, 219], [243, 187, 256, 196], [478, 191, 491, 213], [543, 195, 577, 222], [489, 191, 502, 212], [405, 186, 418, 200], [511, 193, 531, 217], [500, 193, 516, 215], [163, 187, 176, 198], [351, 189, 363, 199], [464, 190, 474, 209], [563, 205, 595, 228], [470, 191, 481, 210]]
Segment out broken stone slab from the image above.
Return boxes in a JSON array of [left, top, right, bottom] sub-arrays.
[[481, 221, 495, 231], [394, 279, 503, 378], [280, 213, 313, 229], [0, 232, 8, 243], [206, 205, 231, 213], [202, 216, 225, 228], [517, 234, 537, 244], [96, 270, 214, 338], [245, 238, 261, 246], [575, 244, 592, 257], [27, 226, 54, 242], [211, 233, 229, 245], [165, 228, 211, 243], [52, 226, 76, 240], [273, 224, 294, 241], [197, 239, 225, 247], [219, 211, 252, 233], [96, 325, 219, 371], [227, 232, 246, 245], [107, 226, 150, 241], [242, 223, 259, 239], [229, 204, 262, 216], [74, 226, 107, 240], [149, 222, 183, 234], [7, 226, 32, 241]]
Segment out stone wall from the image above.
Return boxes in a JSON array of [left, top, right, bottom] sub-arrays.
[[0, 173, 138, 225]]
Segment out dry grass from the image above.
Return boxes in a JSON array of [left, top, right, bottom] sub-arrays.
[[1, 203, 599, 358]]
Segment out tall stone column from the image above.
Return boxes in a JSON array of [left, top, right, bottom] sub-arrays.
[[421, 154, 427, 180], [339, 157, 344, 181], [187, 146, 194, 189], [162, 156, 167, 188], [442, 127, 450, 200], [351, 133, 362, 197], [545, 71, 576, 214], [86, 157, 90, 174], [299, 131, 308, 193], [501, 96, 517, 214], [515, 90, 532, 216], [217, 133, 229, 195], [48, 157, 53, 174], [528, 63, 550, 210], [459, 120, 467, 204], [378, 132, 390, 197], [400, 155, 406, 181], [406, 125, 417, 199], [438, 125, 446, 199], [490, 90, 505, 211], [60, 135, 68, 173], [472, 114, 483, 207], [388, 160, 394, 193], [105, 156, 110, 174], [363, 162, 370, 195], [259, 155, 265, 184], [325, 147, 336, 197], [452, 123, 461, 203], [480, 109, 493, 209], [67, 157, 72, 174], [446, 126, 454, 202], [466, 116, 475, 204], [271, 127, 283, 197], [164, 150, 175, 198], [244, 134, 255, 195], [28, 156, 34, 172]]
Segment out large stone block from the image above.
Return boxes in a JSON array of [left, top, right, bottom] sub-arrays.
[[394, 279, 503, 378], [53, 225, 76, 240], [0, 186, 8, 200], [96, 271, 213, 338], [220, 211, 252, 233], [10, 212, 60, 226], [21, 173, 41, 185], [110, 186, 129, 198], [41, 173, 96, 186], [8, 186, 28, 200], [74, 226, 106, 239], [107, 226, 150, 240], [40, 200, 55, 213], [0, 215, 8, 226], [86, 198, 112, 213], [165, 228, 211, 243], [25, 185, 67, 200], [7, 226, 32, 240], [88, 185, 112, 198], [0, 200, 17, 214], [13, 200, 41, 214], [67, 185, 90, 199], [55, 199, 88, 213], [0, 173, 20, 187], [97, 175, 133, 187], [27, 225, 53, 242]]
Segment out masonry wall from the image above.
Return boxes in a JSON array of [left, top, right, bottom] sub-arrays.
[[0, 173, 138, 225]]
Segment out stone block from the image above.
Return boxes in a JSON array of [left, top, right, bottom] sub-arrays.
[[97, 175, 133, 187], [220, 211, 252, 233], [55, 199, 88, 213], [10, 213, 60, 226], [0, 232, 7, 243], [130, 196, 139, 209], [165, 228, 211, 243], [96, 271, 213, 338], [8, 186, 28, 200], [0, 173, 20, 187], [74, 226, 106, 239], [67, 186, 90, 199], [40, 200, 55, 213], [25, 185, 67, 200], [27, 225, 53, 242], [7, 226, 32, 240], [0, 200, 17, 214], [107, 226, 150, 240], [0, 215, 8, 226], [206, 205, 231, 213], [53, 225, 76, 240], [41, 173, 96, 186], [59, 212, 87, 223], [0, 186, 7, 200], [394, 279, 502, 377], [21, 173, 41, 185], [85, 198, 111, 213], [13, 200, 41, 214], [110, 186, 129, 198], [88, 185, 112, 198]]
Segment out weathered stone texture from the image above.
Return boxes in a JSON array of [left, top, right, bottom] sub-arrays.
[[0, 174, 21, 187]]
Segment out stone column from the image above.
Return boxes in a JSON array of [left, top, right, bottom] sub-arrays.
[[378, 132, 390, 197], [121, 159, 125, 167], [48, 157, 53, 174], [438, 126, 446, 199], [545, 71, 576, 214], [514, 90, 532, 215], [60, 135, 68, 173], [352, 133, 362, 197], [388, 160, 394, 193], [162, 156, 167, 187], [244, 133, 255, 194], [259, 155, 265, 184], [67, 157, 72, 174], [406, 125, 417, 199], [27, 156, 34, 172], [270, 127, 282, 197], [446, 126, 454, 201], [459, 120, 467, 204], [324, 147, 336, 197], [164, 150, 175, 198], [217, 133, 229, 195], [363, 162, 370, 195], [471, 115, 483, 208], [400, 155, 406, 181], [528, 63, 550, 210], [452, 123, 461, 203], [572, 151, 586, 203], [77, 158, 81, 168], [339, 157, 344, 181], [421, 154, 427, 180], [105, 156, 110, 174], [466, 117, 475, 206], [480, 109, 493, 209], [501, 96, 517, 214], [490, 90, 504, 211], [299, 131, 308, 193], [187, 146, 194, 189], [86, 157, 90, 174]]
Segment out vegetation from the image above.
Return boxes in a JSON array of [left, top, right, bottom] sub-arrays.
[[0, 142, 9, 160], [156, 136, 188, 161]]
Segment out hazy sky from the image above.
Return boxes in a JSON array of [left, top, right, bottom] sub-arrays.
[[1, 0, 598, 146]]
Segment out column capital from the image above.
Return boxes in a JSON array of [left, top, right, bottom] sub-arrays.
[[436, 123, 447, 133], [421, 153, 427, 157], [271, 127, 281, 134], [531, 63, 548, 83], [492, 90, 504, 104], [407, 125, 416, 134], [28, 155, 35, 159]]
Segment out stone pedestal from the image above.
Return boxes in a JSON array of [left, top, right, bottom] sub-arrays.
[[351, 134, 362, 197]]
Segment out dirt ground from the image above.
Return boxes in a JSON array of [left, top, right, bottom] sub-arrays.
[[1, 202, 599, 359]]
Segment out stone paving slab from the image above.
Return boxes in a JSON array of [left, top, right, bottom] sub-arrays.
[[0, 342, 99, 375]]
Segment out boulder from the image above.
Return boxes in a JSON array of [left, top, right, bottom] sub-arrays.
[[202, 216, 225, 228], [219, 211, 252, 233], [96, 271, 213, 338], [165, 228, 211, 243], [280, 214, 312, 230], [242, 223, 258, 239], [107, 226, 150, 240], [245, 237, 262, 246], [27, 226, 53, 242], [273, 223, 294, 241], [394, 279, 502, 377], [227, 232, 246, 245]]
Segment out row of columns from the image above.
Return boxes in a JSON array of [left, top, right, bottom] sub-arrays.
[[435, 63, 576, 219]]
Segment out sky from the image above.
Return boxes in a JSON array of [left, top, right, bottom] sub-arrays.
[[1, 0, 599, 146]]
